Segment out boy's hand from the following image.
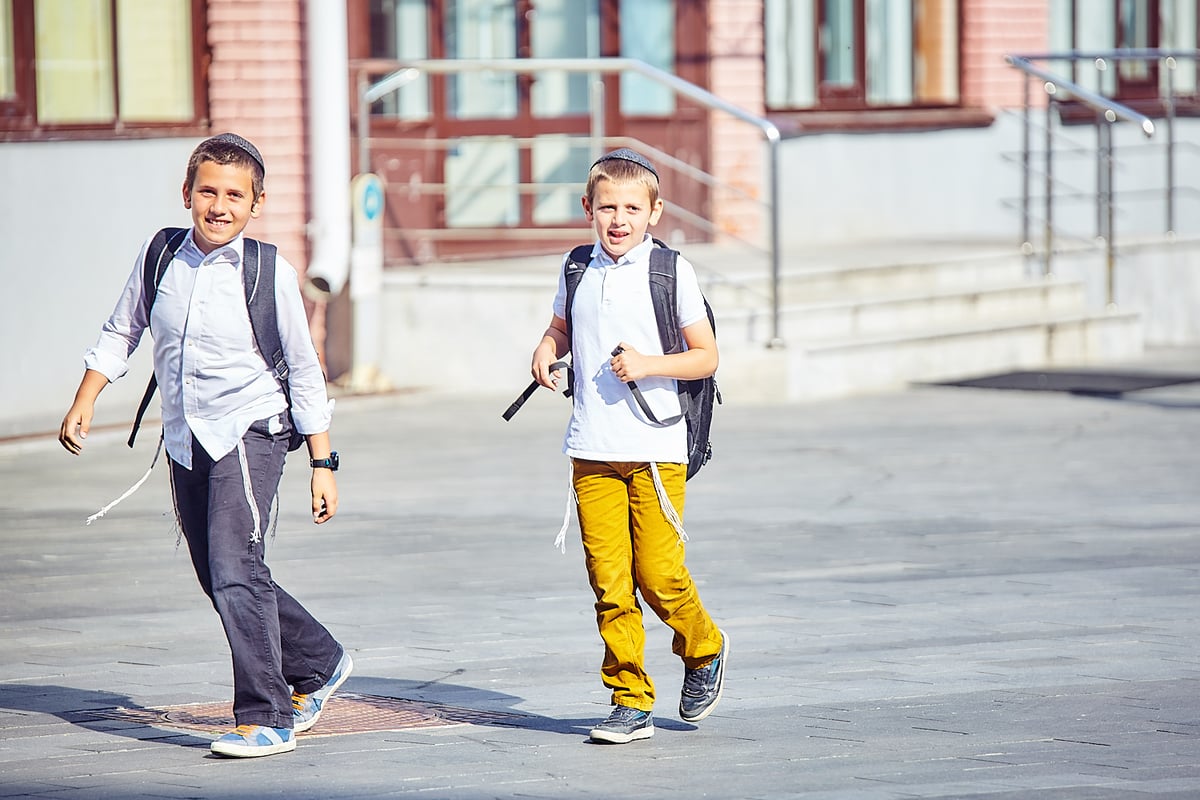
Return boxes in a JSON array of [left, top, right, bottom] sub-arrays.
[[532, 343, 566, 390], [60, 370, 108, 455], [610, 343, 650, 383], [311, 470, 338, 524], [59, 402, 93, 455], [531, 317, 569, 389]]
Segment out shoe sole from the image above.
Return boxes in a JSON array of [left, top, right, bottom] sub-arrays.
[[294, 652, 354, 733], [679, 628, 729, 723], [588, 724, 655, 744], [210, 737, 296, 758]]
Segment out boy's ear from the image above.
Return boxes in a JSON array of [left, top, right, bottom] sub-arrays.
[[181, 179, 192, 209], [580, 195, 593, 221], [648, 198, 665, 225], [250, 191, 265, 218]]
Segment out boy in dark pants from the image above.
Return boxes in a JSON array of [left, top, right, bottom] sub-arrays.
[[529, 149, 728, 744], [60, 133, 351, 758]]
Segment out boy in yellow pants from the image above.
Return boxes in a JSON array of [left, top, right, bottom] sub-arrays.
[[529, 148, 728, 744]]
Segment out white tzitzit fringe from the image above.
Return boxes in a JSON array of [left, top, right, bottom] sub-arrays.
[[86, 436, 164, 525], [553, 460, 576, 554], [650, 462, 689, 544], [236, 440, 263, 544]]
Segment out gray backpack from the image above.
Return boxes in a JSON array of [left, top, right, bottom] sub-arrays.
[[562, 240, 720, 479]]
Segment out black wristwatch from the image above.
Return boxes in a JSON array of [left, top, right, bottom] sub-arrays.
[[310, 451, 339, 471]]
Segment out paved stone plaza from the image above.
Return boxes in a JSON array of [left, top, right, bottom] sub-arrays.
[[2, 353, 1198, 799]]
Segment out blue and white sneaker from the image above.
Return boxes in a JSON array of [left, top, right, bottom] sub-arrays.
[[679, 629, 729, 722], [210, 724, 295, 758], [292, 650, 354, 733], [589, 705, 655, 744]]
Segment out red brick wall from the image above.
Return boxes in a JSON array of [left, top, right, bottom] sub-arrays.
[[708, 0, 768, 246], [961, 0, 1051, 110], [205, 0, 310, 276]]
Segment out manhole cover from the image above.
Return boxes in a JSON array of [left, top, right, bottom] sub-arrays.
[[78, 692, 525, 737]]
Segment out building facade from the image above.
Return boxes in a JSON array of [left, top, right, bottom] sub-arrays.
[[2, 1, 1196, 434]]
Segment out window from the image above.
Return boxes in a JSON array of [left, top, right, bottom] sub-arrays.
[[765, 0, 960, 111], [368, 0, 430, 119], [1, 0, 204, 136], [0, 0, 14, 101], [619, 0, 675, 115], [1051, 0, 1198, 101]]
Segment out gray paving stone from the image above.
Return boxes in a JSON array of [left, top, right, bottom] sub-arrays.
[[2, 352, 1199, 798]]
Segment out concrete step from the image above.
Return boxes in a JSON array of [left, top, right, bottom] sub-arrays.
[[716, 279, 1086, 345], [376, 241, 1144, 404], [717, 310, 1145, 403], [696, 245, 1028, 307]]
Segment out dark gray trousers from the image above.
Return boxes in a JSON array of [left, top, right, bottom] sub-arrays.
[[169, 414, 342, 729]]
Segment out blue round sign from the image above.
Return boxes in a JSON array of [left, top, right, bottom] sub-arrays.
[[361, 177, 383, 222]]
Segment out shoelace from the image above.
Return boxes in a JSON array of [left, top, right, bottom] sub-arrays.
[[682, 660, 714, 697], [608, 705, 645, 722], [291, 693, 312, 712], [230, 724, 259, 736]]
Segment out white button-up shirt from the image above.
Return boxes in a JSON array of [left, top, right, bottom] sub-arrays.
[[85, 230, 333, 469], [552, 235, 707, 463]]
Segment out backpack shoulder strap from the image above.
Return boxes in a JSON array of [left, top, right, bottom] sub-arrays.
[[562, 245, 592, 401], [141, 227, 189, 315], [242, 238, 290, 393], [128, 227, 188, 448], [647, 240, 682, 355], [563, 244, 592, 346]]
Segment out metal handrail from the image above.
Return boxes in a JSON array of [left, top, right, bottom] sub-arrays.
[[1005, 52, 1168, 304], [1005, 54, 1155, 133], [353, 57, 786, 347]]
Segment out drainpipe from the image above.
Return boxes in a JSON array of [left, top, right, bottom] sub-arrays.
[[304, 0, 352, 299]]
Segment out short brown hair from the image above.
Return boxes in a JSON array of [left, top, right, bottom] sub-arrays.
[[585, 156, 659, 206], [185, 136, 265, 199]]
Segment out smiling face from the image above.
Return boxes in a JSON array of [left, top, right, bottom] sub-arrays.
[[182, 160, 263, 254], [581, 177, 664, 261]]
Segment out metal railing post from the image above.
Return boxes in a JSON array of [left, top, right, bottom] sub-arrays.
[[1095, 108, 1105, 238], [357, 69, 370, 174], [589, 77, 605, 165], [1098, 119, 1115, 305], [1043, 86, 1056, 277], [1165, 56, 1177, 236], [767, 136, 783, 348], [1020, 74, 1032, 271]]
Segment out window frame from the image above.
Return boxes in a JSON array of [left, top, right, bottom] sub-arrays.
[[0, 0, 210, 141], [766, 0, 964, 117], [1055, 0, 1200, 124], [816, 0, 868, 109]]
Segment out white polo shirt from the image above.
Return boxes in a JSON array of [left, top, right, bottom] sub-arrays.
[[552, 235, 708, 463]]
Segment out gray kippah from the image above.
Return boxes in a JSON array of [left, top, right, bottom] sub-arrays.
[[205, 132, 266, 175], [592, 147, 658, 179]]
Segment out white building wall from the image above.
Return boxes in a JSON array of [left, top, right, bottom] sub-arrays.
[[2, 138, 201, 439]]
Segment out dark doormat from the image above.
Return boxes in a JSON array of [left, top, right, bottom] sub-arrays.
[[929, 369, 1200, 397]]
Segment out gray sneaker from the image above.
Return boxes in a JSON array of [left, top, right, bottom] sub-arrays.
[[679, 629, 729, 722], [588, 705, 655, 744]]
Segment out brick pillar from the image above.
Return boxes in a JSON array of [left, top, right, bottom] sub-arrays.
[[707, 0, 769, 247], [205, 0, 310, 276], [961, 0, 1051, 111]]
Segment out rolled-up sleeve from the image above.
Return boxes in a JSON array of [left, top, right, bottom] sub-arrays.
[[84, 241, 152, 382], [274, 255, 334, 435]]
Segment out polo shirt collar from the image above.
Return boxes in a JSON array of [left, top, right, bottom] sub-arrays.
[[593, 234, 654, 268]]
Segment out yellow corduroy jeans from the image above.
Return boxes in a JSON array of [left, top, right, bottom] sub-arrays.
[[572, 458, 723, 711]]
